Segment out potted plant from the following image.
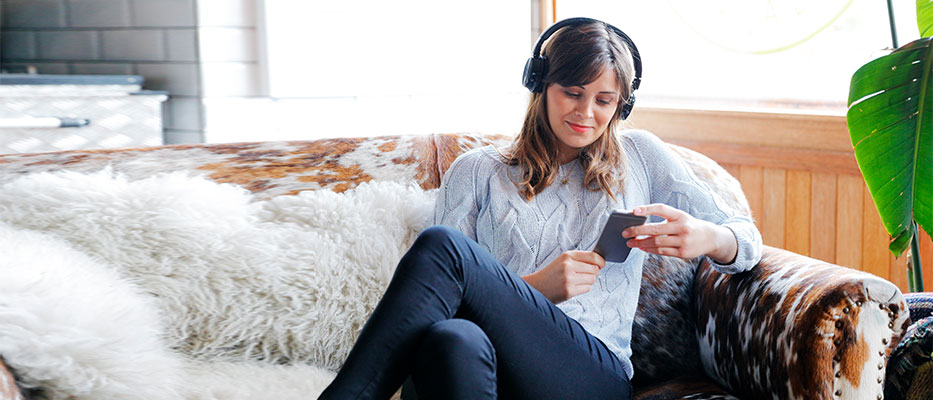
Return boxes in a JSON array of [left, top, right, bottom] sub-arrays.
[[846, 0, 933, 292]]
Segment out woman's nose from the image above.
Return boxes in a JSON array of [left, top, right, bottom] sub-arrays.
[[575, 100, 594, 119]]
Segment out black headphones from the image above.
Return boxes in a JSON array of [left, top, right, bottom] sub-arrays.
[[522, 17, 642, 120]]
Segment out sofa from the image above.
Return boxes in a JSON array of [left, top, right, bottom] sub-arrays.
[[0, 132, 923, 399]]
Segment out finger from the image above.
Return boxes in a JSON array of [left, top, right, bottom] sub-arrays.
[[632, 203, 685, 221], [572, 273, 598, 286], [570, 271, 598, 286], [628, 235, 682, 249], [567, 250, 606, 269], [635, 246, 683, 258], [625, 221, 677, 238], [570, 284, 593, 297], [570, 262, 601, 277]]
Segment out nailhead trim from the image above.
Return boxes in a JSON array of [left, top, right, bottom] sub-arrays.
[[830, 299, 904, 399]]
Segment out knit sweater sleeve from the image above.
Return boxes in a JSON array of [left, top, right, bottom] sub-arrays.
[[622, 130, 763, 274], [433, 148, 487, 241]]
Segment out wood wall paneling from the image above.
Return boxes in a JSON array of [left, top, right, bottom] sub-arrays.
[[762, 168, 787, 248], [641, 107, 932, 291], [835, 174, 864, 269], [721, 163, 741, 182], [863, 184, 892, 279], [739, 165, 764, 233], [919, 227, 933, 292], [891, 251, 909, 293], [667, 139, 859, 175], [785, 169, 811, 256], [630, 108, 852, 152], [810, 172, 837, 263]]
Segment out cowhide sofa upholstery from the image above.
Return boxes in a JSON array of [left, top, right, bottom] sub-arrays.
[[0, 133, 915, 399]]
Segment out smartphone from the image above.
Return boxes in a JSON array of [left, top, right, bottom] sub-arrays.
[[593, 210, 648, 263]]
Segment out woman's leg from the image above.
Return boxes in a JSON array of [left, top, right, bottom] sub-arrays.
[[409, 319, 496, 400], [317, 225, 631, 400]]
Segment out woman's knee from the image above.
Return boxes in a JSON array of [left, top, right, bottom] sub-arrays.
[[411, 319, 497, 399], [417, 319, 495, 364], [400, 226, 467, 272], [413, 225, 464, 250]]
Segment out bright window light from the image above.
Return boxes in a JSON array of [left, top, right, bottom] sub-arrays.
[[556, 0, 921, 112], [258, 0, 533, 139]]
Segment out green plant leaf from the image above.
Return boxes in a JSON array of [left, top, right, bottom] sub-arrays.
[[920, 0, 933, 37], [890, 228, 914, 257], [847, 37, 933, 257]]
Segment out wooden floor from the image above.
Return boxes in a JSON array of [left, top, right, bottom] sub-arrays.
[[632, 106, 933, 293]]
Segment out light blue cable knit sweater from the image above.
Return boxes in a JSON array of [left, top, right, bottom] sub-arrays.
[[433, 129, 762, 379]]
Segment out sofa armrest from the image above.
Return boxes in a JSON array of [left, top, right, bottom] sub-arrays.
[[0, 358, 24, 400], [694, 246, 910, 399]]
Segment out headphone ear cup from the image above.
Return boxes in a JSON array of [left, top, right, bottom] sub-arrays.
[[619, 93, 635, 120], [522, 56, 548, 93]]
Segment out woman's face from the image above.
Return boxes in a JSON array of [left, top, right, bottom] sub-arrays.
[[546, 65, 621, 164]]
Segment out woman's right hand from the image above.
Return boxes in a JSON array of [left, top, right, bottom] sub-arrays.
[[522, 251, 605, 304]]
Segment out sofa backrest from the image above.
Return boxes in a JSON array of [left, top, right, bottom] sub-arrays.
[[0, 135, 438, 198], [0, 132, 752, 384]]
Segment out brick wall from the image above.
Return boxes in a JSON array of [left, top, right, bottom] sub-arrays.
[[0, 0, 260, 144], [1, 0, 537, 144]]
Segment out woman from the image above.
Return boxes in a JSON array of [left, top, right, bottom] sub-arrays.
[[319, 17, 762, 400]]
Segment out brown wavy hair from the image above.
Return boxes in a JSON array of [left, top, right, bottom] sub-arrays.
[[505, 21, 636, 201]]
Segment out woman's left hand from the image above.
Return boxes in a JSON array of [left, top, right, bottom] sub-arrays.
[[622, 203, 738, 264]]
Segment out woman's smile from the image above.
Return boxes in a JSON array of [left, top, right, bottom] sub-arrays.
[[567, 122, 591, 133]]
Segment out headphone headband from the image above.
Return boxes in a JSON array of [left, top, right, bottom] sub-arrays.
[[523, 17, 642, 119]]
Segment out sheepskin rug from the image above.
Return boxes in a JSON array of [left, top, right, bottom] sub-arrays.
[[0, 169, 437, 399], [0, 224, 182, 400]]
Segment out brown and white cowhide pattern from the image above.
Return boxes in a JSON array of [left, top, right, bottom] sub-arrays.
[[696, 246, 910, 399], [0, 134, 512, 201]]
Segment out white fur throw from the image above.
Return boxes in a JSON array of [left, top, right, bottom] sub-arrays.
[[0, 169, 436, 399], [0, 225, 182, 400], [182, 360, 337, 400]]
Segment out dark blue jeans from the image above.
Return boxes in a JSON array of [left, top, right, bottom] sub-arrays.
[[318, 226, 632, 400]]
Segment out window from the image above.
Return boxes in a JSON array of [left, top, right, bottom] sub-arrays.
[[555, 0, 921, 112], [258, 0, 534, 138]]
